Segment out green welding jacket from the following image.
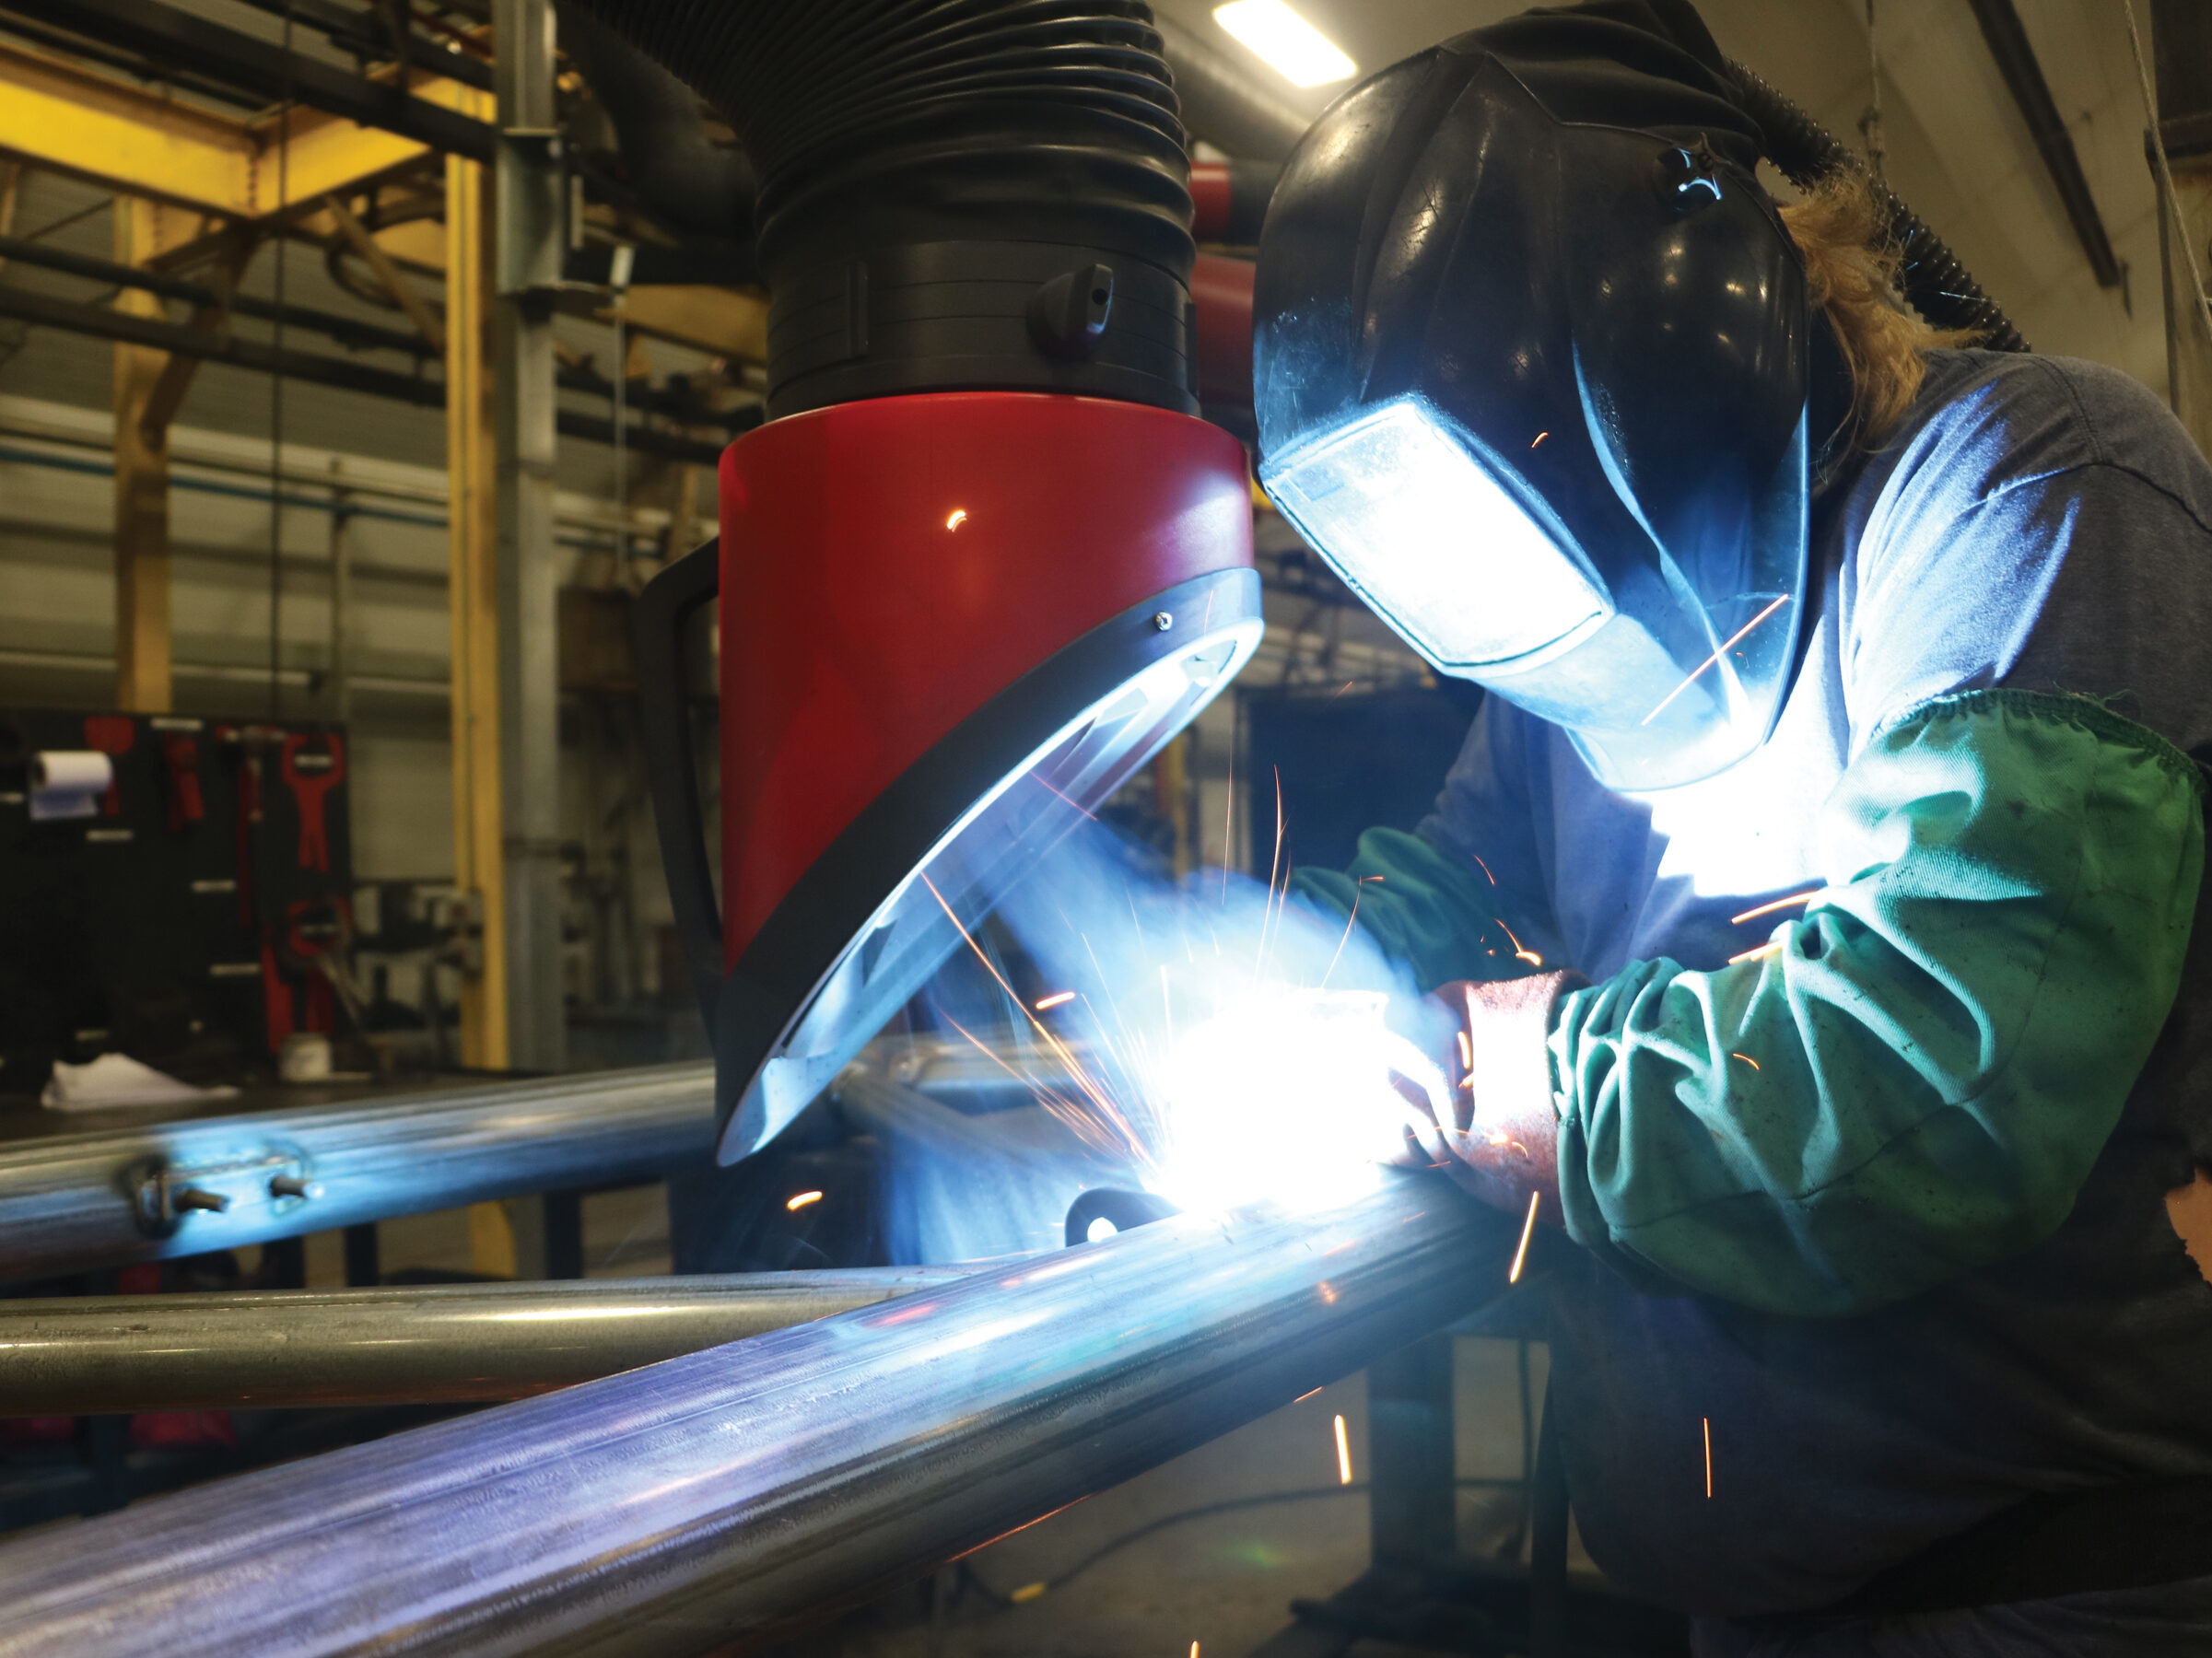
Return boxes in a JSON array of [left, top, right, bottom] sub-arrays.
[[1551, 689, 2203, 1315]]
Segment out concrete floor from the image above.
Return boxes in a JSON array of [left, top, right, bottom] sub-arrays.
[[785, 1336, 1559, 1658]]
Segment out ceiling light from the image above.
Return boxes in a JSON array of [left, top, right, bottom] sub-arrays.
[[1212, 1, 1356, 88]]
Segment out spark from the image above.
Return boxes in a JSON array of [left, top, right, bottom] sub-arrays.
[[1033, 990, 1076, 1011], [1011, 1581, 1047, 1604], [1703, 1416, 1714, 1499], [1330, 679, 1354, 698], [1317, 1280, 1338, 1304], [944, 508, 967, 531], [1509, 1188, 1539, 1283], [1026, 767, 1097, 821], [1471, 851, 1497, 886], [1457, 1030, 1472, 1070], [1639, 593, 1792, 728], [1318, 874, 1379, 990], [1530, 430, 1550, 448], [1192, 1644, 1200, 1658], [1727, 940, 1782, 967], [1294, 1386, 1323, 1403], [1333, 1413, 1352, 1484], [1492, 917, 1542, 967], [1253, 766, 1287, 985], [1730, 1052, 1760, 1070], [1729, 888, 1821, 926], [1222, 783, 1235, 903], [785, 1190, 823, 1211]]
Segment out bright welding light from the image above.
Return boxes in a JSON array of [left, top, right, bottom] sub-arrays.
[[1149, 988, 1439, 1217], [1260, 396, 1612, 675], [1085, 1216, 1119, 1244], [1213, 0, 1355, 86]]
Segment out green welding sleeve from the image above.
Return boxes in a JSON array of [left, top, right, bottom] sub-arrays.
[[1551, 689, 2206, 1316], [1292, 827, 1539, 990]]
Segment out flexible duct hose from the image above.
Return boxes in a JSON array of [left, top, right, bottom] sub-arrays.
[[1730, 62, 2031, 352], [564, 1, 1199, 416]]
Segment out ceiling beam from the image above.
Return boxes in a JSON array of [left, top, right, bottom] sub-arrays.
[[1964, 0, 2122, 288]]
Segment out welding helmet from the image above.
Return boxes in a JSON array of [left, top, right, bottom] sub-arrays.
[[1254, 2, 1810, 791]]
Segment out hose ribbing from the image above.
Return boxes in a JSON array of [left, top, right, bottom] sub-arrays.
[[1729, 62, 2030, 352]]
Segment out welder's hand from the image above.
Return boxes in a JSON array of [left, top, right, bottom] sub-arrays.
[[1414, 972, 1586, 1222]]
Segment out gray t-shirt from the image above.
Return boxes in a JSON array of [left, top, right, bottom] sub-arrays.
[[1419, 349, 2212, 1637]]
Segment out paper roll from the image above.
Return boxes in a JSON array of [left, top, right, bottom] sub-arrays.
[[29, 750, 112, 821]]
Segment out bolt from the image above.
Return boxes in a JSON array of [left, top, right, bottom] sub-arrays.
[[1153, 611, 1174, 632], [269, 1174, 321, 1200], [172, 1187, 230, 1214]]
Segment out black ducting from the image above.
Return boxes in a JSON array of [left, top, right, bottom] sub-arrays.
[[1729, 62, 2031, 352], [564, 0, 1199, 418], [556, 2, 756, 246]]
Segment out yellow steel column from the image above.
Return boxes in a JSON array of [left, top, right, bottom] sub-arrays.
[[111, 195, 173, 715], [445, 127, 508, 1071]]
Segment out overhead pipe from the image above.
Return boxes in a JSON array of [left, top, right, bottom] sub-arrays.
[[1153, 11, 1315, 163], [0, 1063, 715, 1285], [0, 1266, 998, 1413], [0, 1173, 1511, 1657]]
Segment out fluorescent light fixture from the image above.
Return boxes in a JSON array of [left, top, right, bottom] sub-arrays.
[[1213, 0, 1355, 88]]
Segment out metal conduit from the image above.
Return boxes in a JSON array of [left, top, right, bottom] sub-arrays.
[[0, 1062, 716, 1284], [0, 1266, 1000, 1412], [0, 1174, 1510, 1657]]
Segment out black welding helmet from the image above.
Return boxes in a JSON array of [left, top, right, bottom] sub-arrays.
[[1254, 1, 1810, 792]]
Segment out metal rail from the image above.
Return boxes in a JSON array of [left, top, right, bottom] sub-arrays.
[[0, 1063, 716, 1284], [0, 1267, 994, 1412], [0, 1172, 1509, 1657]]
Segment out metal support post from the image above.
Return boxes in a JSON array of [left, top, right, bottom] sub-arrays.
[[111, 196, 173, 715], [1365, 1331, 1457, 1569], [494, 0, 567, 1071], [445, 111, 507, 1069]]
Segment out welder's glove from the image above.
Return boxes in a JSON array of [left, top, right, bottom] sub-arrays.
[[1389, 972, 1585, 1219]]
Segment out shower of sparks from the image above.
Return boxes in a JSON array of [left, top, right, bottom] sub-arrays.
[[1730, 1052, 1760, 1071], [920, 873, 1158, 1168], [1639, 593, 1791, 728], [785, 1190, 823, 1211], [1509, 1189, 1539, 1283], [1729, 888, 1821, 926], [1034, 990, 1077, 1010], [1493, 917, 1542, 968], [1727, 940, 1783, 967], [1703, 1417, 1714, 1499], [1333, 1413, 1352, 1484]]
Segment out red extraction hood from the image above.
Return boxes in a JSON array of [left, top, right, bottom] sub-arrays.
[[639, 391, 1259, 1162]]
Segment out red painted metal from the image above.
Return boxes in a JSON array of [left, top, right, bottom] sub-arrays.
[[1191, 252, 1256, 414], [718, 391, 1253, 967], [1190, 159, 1234, 241]]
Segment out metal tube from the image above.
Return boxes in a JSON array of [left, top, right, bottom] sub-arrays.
[[0, 1267, 990, 1412], [0, 1062, 715, 1284], [0, 1173, 1510, 1657]]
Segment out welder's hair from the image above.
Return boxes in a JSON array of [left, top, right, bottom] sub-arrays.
[[1779, 173, 1983, 450]]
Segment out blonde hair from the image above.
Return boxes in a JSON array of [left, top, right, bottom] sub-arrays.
[[1779, 173, 1981, 451]]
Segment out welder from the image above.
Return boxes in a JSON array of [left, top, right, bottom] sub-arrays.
[[1267, 1, 2212, 1649]]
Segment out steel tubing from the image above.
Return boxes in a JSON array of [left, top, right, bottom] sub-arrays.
[[0, 1173, 1510, 1657], [0, 1063, 716, 1283], [0, 1267, 992, 1413]]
